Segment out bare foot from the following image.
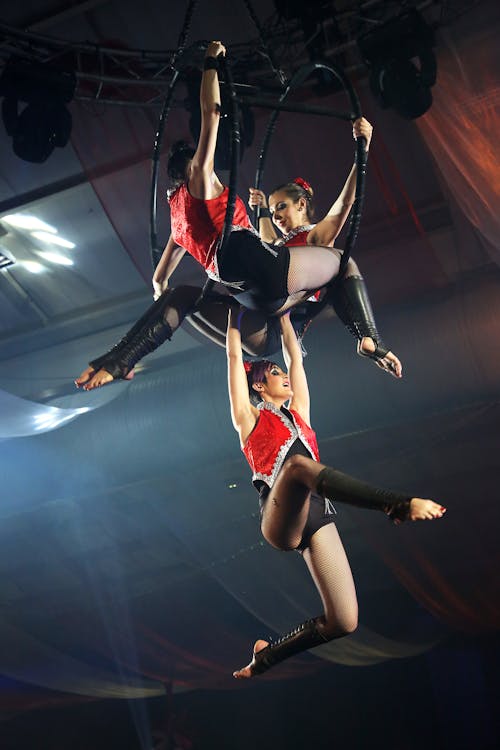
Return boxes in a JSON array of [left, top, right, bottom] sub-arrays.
[[82, 368, 114, 391], [75, 366, 135, 390], [358, 337, 403, 379], [408, 498, 446, 523], [233, 639, 269, 679], [75, 366, 95, 388]]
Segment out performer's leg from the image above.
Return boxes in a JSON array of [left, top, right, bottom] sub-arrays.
[[262, 455, 445, 546], [302, 524, 358, 639], [222, 239, 398, 375], [233, 524, 358, 679], [75, 286, 202, 390], [286, 245, 341, 295], [219, 233, 340, 305], [260, 478, 311, 552], [189, 302, 282, 357], [328, 257, 402, 377], [254, 245, 342, 316], [74, 291, 182, 387], [234, 456, 445, 678]]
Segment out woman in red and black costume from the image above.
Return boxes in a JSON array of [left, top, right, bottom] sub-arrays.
[[227, 307, 445, 678], [248, 120, 402, 377], [76, 40, 362, 391]]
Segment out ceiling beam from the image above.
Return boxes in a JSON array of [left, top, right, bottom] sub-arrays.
[[26, 0, 113, 32]]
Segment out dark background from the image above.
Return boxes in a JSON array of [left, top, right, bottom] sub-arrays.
[[0, 1, 499, 748]]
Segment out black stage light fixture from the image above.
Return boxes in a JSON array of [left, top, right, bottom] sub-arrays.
[[0, 59, 76, 162], [358, 9, 437, 119], [274, 0, 341, 94], [0, 250, 15, 270]]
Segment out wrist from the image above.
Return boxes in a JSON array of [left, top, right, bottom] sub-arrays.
[[258, 206, 271, 219], [203, 56, 219, 71]]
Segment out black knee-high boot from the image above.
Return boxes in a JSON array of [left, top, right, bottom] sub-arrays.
[[329, 275, 390, 359], [89, 292, 173, 372], [88, 285, 222, 377], [93, 316, 174, 379], [251, 618, 328, 675], [315, 467, 411, 523], [88, 288, 190, 378]]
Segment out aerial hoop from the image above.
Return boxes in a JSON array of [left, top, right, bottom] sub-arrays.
[[149, 0, 198, 268], [149, 39, 241, 307], [150, 6, 365, 311], [254, 61, 368, 278], [150, 0, 279, 281]]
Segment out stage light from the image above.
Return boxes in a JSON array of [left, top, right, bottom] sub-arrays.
[[38, 251, 73, 266], [2, 214, 57, 232], [33, 407, 88, 431], [22, 260, 45, 274], [358, 10, 436, 119], [0, 59, 76, 163], [273, 0, 342, 93], [31, 231, 75, 248]]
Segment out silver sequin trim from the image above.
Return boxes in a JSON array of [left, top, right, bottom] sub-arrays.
[[274, 224, 315, 247], [251, 402, 318, 489]]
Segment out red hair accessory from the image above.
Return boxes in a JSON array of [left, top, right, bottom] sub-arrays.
[[243, 361, 253, 373], [293, 177, 312, 193]]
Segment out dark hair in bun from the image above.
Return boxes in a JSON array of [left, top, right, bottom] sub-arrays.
[[269, 178, 315, 221], [167, 140, 195, 185]]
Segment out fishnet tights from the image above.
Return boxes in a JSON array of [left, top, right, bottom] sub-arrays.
[[302, 524, 358, 639], [286, 245, 342, 295], [159, 286, 276, 356], [261, 462, 358, 642]]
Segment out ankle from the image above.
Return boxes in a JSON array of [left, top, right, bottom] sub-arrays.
[[359, 336, 376, 354]]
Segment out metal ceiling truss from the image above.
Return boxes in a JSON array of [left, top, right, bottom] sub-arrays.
[[0, 0, 483, 109]]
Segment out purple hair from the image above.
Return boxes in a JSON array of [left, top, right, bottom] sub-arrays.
[[245, 359, 278, 404]]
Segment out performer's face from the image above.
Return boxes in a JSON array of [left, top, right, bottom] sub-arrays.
[[255, 364, 292, 402], [268, 191, 305, 234]]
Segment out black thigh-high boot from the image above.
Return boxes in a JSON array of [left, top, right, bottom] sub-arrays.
[[329, 274, 390, 360], [315, 466, 411, 522], [251, 618, 328, 675]]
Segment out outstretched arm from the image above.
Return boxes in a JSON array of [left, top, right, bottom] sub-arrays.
[[152, 234, 186, 299], [307, 118, 372, 247], [189, 41, 226, 199], [280, 313, 310, 424], [227, 309, 258, 445]]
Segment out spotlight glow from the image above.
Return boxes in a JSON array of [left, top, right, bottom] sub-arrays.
[[32, 231, 76, 248], [2, 214, 57, 233], [22, 260, 45, 273], [38, 252, 73, 266], [32, 406, 89, 431]]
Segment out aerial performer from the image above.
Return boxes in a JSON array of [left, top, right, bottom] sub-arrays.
[[248, 138, 402, 376], [75, 40, 400, 390], [226, 307, 445, 677]]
